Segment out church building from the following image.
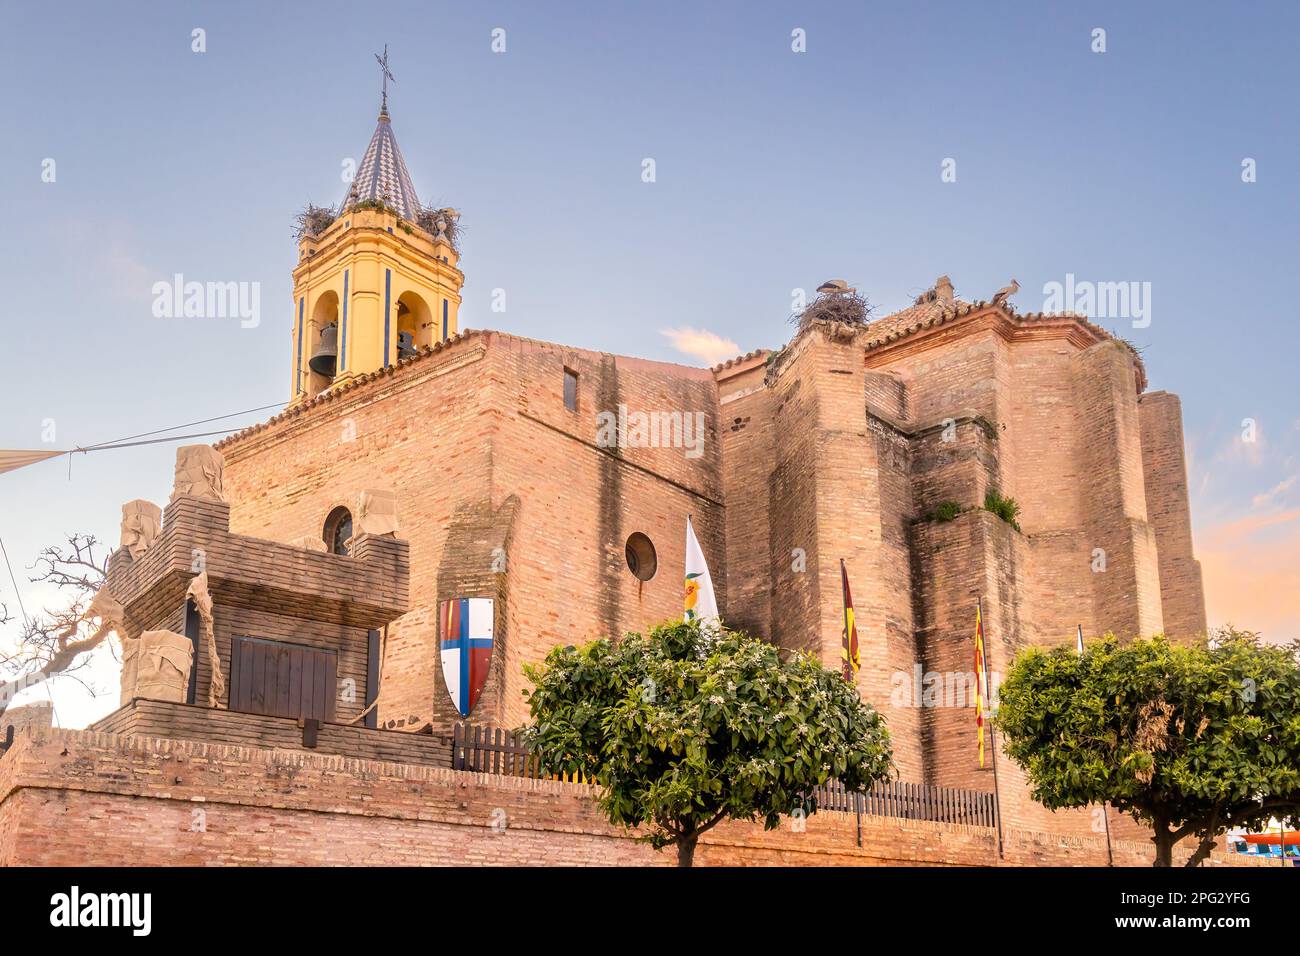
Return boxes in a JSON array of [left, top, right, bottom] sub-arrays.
[[209, 93, 1206, 838], [0, 73, 1224, 867]]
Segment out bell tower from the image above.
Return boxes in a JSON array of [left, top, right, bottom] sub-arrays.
[[291, 48, 464, 404]]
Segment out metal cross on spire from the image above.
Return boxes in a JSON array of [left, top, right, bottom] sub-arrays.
[[375, 44, 395, 114]]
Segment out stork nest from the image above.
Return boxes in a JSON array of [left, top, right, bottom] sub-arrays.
[[790, 290, 873, 338], [416, 205, 462, 250], [294, 204, 338, 241]]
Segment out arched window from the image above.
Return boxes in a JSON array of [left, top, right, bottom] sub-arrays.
[[625, 532, 657, 581], [323, 506, 353, 556]]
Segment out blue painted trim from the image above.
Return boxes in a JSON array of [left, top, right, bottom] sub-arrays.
[[340, 271, 349, 372], [383, 269, 392, 366], [442, 299, 448, 340], [458, 599, 470, 716], [295, 297, 304, 393], [441, 637, 491, 650]]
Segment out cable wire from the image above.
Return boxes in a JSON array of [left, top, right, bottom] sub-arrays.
[[78, 402, 283, 450]]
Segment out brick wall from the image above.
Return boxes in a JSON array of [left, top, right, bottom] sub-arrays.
[[484, 335, 724, 729], [90, 698, 452, 767], [1071, 341, 1165, 639], [220, 339, 494, 730], [220, 331, 723, 733], [716, 355, 774, 639], [1138, 391, 1208, 640], [207, 308, 1209, 854], [0, 728, 1265, 868], [2, 702, 53, 735]]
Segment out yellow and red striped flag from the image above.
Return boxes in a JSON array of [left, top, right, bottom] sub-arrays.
[[974, 602, 988, 768], [840, 559, 859, 682]]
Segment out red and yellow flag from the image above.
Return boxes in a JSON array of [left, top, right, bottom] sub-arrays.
[[974, 602, 987, 768], [840, 559, 859, 682]]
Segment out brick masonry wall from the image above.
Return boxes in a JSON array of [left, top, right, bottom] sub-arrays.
[[220, 332, 723, 733], [220, 340, 495, 732], [205, 310, 1208, 855], [716, 357, 774, 641], [0, 729, 1265, 868], [778, 331, 928, 780], [484, 335, 724, 729], [855, 319, 1205, 830], [2, 702, 53, 735], [89, 698, 452, 766], [1138, 391, 1208, 640], [1072, 341, 1165, 639], [762, 347, 824, 659]]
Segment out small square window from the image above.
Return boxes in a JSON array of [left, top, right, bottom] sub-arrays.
[[563, 368, 579, 412]]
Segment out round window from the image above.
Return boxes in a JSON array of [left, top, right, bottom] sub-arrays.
[[625, 532, 657, 581], [324, 506, 353, 556]]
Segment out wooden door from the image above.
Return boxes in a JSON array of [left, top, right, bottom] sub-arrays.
[[228, 636, 337, 722]]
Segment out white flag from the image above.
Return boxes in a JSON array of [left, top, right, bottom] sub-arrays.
[[684, 516, 719, 627]]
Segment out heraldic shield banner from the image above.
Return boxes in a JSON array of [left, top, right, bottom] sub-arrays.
[[439, 597, 494, 717]]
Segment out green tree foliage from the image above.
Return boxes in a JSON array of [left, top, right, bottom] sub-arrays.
[[522, 620, 893, 866], [997, 629, 1300, 866]]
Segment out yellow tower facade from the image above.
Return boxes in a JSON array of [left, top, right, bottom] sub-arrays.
[[290, 106, 463, 404]]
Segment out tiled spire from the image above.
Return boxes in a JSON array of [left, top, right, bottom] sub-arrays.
[[341, 110, 421, 220]]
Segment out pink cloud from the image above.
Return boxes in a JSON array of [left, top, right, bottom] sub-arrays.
[[1197, 508, 1300, 644], [660, 327, 741, 366]]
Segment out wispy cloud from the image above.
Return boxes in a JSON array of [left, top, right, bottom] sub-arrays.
[[660, 327, 740, 366], [1213, 429, 1267, 468], [1252, 474, 1298, 509]]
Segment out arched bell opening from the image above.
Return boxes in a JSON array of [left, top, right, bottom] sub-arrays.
[[307, 291, 340, 395], [395, 290, 433, 360]]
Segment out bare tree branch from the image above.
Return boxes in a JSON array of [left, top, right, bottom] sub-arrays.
[[0, 533, 113, 717]]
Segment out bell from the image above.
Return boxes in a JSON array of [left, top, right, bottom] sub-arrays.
[[397, 330, 417, 360], [309, 324, 338, 378]]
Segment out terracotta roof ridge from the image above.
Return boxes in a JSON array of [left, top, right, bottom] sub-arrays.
[[479, 328, 719, 372], [710, 348, 772, 373], [214, 329, 485, 449], [864, 299, 1121, 347], [215, 327, 722, 451], [859, 299, 1146, 390]]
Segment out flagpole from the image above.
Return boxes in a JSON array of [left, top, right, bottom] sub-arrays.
[[840, 558, 850, 683], [1079, 623, 1114, 866], [980, 596, 1005, 861], [840, 558, 863, 843]]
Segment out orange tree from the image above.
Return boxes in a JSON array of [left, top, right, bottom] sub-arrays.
[[997, 629, 1300, 866], [522, 619, 892, 866]]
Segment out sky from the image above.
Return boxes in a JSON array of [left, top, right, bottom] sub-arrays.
[[0, 0, 1297, 727]]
